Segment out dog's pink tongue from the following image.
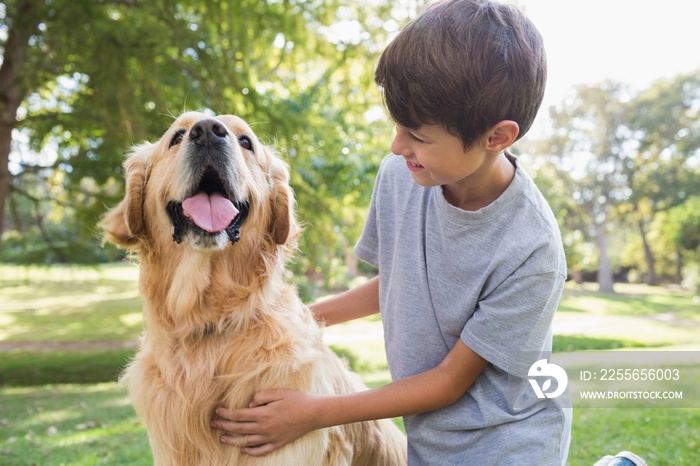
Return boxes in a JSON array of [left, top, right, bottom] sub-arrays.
[[182, 192, 239, 233]]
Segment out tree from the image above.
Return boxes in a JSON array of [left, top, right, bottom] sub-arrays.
[[1, 0, 402, 281], [0, 0, 41, 237], [2, 0, 188, 249], [622, 71, 700, 284], [525, 160, 593, 284], [543, 81, 636, 293], [534, 72, 700, 289], [658, 196, 700, 283]]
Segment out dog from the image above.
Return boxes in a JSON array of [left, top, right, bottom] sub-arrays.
[[101, 111, 407, 465]]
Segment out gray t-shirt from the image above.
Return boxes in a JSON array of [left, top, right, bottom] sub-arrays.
[[355, 154, 571, 465]]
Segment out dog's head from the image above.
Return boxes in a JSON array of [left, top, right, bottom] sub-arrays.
[[101, 111, 296, 254]]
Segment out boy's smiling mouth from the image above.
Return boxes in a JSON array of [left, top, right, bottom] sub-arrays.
[[406, 160, 425, 172]]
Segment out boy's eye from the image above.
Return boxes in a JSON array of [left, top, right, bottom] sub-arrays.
[[409, 133, 425, 143]]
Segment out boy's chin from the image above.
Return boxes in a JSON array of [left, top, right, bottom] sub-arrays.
[[409, 172, 438, 188]]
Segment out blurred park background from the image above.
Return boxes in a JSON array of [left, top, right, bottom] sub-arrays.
[[0, 0, 698, 465]]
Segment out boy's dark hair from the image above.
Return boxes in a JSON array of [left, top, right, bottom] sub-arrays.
[[375, 0, 546, 148]]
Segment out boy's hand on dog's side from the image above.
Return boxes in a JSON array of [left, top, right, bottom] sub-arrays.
[[213, 389, 320, 456]]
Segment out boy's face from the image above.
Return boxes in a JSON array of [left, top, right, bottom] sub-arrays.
[[390, 123, 490, 190]]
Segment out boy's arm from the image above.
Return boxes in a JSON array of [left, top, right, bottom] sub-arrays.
[[212, 339, 488, 456], [310, 275, 380, 326]]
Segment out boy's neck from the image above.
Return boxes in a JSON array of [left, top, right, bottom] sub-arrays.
[[442, 151, 516, 212]]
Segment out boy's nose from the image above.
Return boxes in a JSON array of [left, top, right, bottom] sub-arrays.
[[390, 128, 408, 157]]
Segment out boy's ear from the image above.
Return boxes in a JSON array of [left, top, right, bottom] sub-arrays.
[[486, 120, 519, 152]]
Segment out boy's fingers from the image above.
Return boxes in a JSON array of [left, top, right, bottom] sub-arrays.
[[212, 419, 257, 434], [215, 406, 236, 420], [215, 406, 257, 423], [221, 434, 267, 448], [250, 389, 285, 407], [242, 442, 279, 457]]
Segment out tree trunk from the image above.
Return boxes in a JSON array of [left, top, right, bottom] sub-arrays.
[[0, 0, 39, 239], [674, 248, 683, 285], [570, 269, 584, 285], [341, 236, 358, 279], [595, 221, 615, 293], [0, 123, 12, 238], [637, 217, 658, 286]]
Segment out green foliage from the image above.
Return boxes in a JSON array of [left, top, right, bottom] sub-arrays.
[[0, 223, 122, 264], [661, 196, 700, 254], [2, 0, 401, 277]]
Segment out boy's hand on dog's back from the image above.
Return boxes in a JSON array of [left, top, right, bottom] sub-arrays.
[[213, 389, 319, 456]]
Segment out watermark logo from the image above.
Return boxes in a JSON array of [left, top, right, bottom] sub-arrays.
[[528, 359, 568, 399]]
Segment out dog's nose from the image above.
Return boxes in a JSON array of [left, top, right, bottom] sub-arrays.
[[189, 119, 228, 146]]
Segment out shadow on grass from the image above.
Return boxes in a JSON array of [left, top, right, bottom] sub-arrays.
[[0, 350, 134, 387], [0, 347, 367, 388]]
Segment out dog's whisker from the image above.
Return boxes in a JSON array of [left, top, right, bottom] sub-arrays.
[[245, 121, 269, 128]]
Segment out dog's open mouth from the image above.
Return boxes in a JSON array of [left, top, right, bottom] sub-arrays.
[[166, 167, 249, 245]]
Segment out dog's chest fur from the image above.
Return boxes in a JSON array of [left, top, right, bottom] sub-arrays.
[[121, 252, 322, 458]]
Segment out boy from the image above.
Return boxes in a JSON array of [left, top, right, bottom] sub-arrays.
[[212, 0, 571, 464]]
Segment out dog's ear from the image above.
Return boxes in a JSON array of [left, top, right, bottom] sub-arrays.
[[268, 154, 295, 245], [100, 143, 153, 248]]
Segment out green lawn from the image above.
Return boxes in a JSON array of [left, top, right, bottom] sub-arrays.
[[1, 264, 699, 465], [0, 383, 151, 466], [0, 264, 143, 343], [553, 282, 700, 349]]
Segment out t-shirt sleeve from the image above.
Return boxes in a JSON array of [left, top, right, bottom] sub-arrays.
[[354, 160, 386, 268], [461, 268, 566, 378]]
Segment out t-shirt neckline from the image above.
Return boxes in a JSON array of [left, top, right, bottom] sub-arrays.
[[433, 154, 526, 225]]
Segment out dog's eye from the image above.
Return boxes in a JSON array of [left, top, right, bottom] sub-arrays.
[[238, 135, 254, 152], [169, 129, 186, 148]]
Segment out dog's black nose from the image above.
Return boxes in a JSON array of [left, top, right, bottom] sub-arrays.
[[189, 119, 228, 146]]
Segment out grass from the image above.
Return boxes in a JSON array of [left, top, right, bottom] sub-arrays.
[[571, 408, 700, 465], [1, 264, 699, 464], [553, 282, 700, 349], [552, 334, 661, 352], [0, 264, 143, 343], [0, 384, 151, 466], [0, 350, 134, 386]]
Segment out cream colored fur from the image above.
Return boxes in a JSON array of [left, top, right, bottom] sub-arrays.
[[101, 112, 407, 465]]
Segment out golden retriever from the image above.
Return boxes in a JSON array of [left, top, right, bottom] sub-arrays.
[[101, 111, 407, 465]]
